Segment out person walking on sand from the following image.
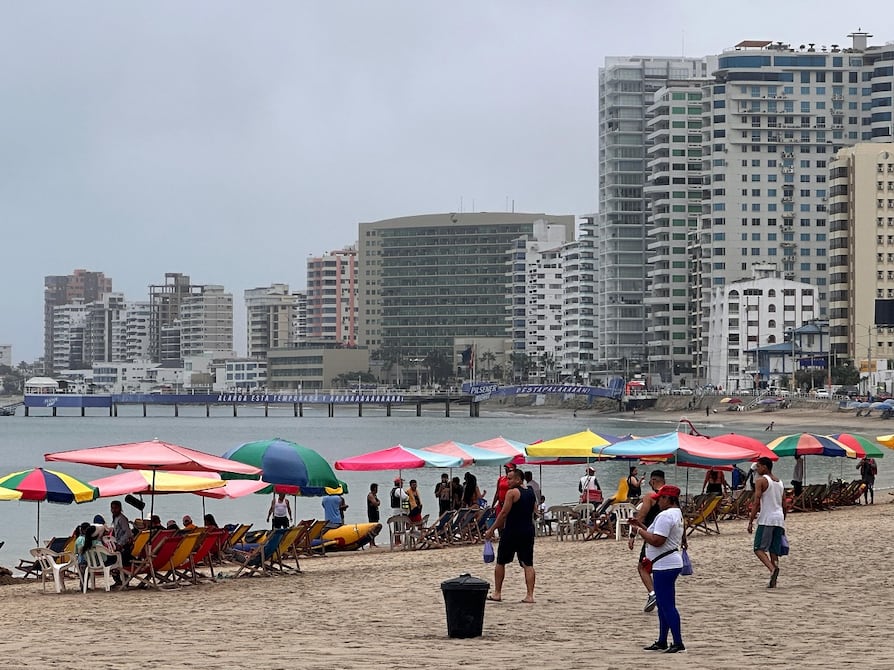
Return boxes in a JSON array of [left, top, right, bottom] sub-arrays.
[[630, 484, 686, 653], [483, 467, 536, 603], [765, 421, 775, 431], [748, 456, 786, 588], [858, 456, 877, 504], [628, 470, 665, 612]]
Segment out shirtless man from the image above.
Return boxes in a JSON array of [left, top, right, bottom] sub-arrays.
[[747, 456, 786, 588]]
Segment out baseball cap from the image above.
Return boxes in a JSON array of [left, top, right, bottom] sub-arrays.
[[656, 484, 681, 498]]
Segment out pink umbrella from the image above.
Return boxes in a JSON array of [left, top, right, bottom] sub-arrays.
[[89, 470, 227, 498], [708, 433, 778, 461], [334, 445, 462, 471], [45, 438, 261, 475], [194, 479, 270, 499], [419, 440, 513, 467], [46, 438, 261, 515]]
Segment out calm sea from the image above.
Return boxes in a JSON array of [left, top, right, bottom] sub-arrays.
[[0, 405, 883, 563]]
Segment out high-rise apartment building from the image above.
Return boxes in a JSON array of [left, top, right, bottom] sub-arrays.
[[597, 56, 711, 376], [51, 301, 86, 371], [643, 81, 709, 384], [306, 246, 358, 346], [83, 292, 127, 365], [125, 302, 151, 362], [560, 217, 597, 382], [828, 142, 894, 369], [358, 212, 575, 363], [180, 285, 233, 357], [599, 32, 894, 386], [43, 269, 112, 374], [245, 284, 298, 358]]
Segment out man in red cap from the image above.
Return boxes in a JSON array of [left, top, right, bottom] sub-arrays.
[[578, 466, 602, 504]]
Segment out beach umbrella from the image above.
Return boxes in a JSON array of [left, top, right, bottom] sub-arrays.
[[758, 397, 779, 405], [46, 438, 262, 476], [828, 434, 885, 459], [89, 470, 227, 498], [719, 397, 742, 404], [599, 432, 764, 468], [708, 433, 778, 461], [419, 440, 514, 467], [766, 433, 855, 458], [334, 445, 462, 474], [221, 438, 341, 496], [193, 479, 272, 500], [473, 436, 529, 465], [0, 467, 97, 542], [874, 434, 894, 451], [524, 430, 623, 460], [46, 438, 261, 515]]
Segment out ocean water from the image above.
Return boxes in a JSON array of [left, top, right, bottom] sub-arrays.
[[0, 404, 885, 564]]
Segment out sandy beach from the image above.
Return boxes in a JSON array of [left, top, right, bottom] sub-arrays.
[[1, 400, 891, 669], [0, 496, 892, 669]]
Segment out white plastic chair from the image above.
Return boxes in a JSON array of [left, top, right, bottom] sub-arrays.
[[387, 514, 414, 550], [30, 547, 77, 594], [613, 502, 638, 540], [82, 545, 123, 592]]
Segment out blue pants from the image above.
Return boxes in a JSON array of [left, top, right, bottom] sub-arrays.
[[653, 568, 683, 646]]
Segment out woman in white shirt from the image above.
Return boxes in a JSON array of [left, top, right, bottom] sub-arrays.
[[630, 484, 686, 654]]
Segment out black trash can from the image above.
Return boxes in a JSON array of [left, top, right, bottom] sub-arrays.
[[440, 573, 490, 638]]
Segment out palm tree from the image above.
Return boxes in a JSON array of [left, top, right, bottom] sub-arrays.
[[538, 352, 556, 383], [509, 352, 532, 383], [478, 350, 496, 378]]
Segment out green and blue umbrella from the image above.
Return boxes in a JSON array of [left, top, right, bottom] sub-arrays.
[[222, 438, 342, 496]]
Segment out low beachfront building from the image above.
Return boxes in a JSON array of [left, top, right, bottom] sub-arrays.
[[266, 344, 369, 392], [705, 270, 820, 391]]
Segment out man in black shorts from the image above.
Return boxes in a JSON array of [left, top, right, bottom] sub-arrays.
[[483, 467, 535, 603]]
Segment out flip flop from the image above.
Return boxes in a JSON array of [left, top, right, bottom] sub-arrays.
[[768, 567, 779, 588], [520, 598, 535, 604], [486, 595, 502, 602]]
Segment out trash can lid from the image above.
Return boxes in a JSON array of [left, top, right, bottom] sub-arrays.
[[440, 573, 491, 591]]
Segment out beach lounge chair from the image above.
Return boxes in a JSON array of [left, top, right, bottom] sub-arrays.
[[81, 545, 123, 593], [30, 547, 77, 593], [301, 520, 337, 555], [231, 528, 287, 578], [121, 530, 179, 589], [223, 523, 251, 552], [685, 494, 722, 536], [414, 511, 455, 550], [156, 531, 203, 587]]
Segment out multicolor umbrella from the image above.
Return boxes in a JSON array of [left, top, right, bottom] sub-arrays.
[[0, 467, 97, 542], [222, 438, 342, 496], [828, 434, 885, 459], [419, 440, 514, 467], [334, 444, 462, 471], [599, 432, 764, 468], [89, 470, 228, 498], [719, 397, 743, 404], [473, 436, 529, 465], [766, 433, 855, 458], [876, 434, 894, 451]]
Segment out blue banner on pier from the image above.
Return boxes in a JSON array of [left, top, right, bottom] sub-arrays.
[[461, 381, 624, 401]]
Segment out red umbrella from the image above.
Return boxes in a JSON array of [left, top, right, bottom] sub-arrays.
[[708, 433, 778, 461]]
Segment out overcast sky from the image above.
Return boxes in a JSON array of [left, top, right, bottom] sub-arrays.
[[0, 1, 887, 362]]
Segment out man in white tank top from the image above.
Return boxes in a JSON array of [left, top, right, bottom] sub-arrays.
[[747, 456, 786, 588]]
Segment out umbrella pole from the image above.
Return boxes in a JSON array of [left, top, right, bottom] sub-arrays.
[[150, 468, 158, 518], [35, 500, 41, 545]]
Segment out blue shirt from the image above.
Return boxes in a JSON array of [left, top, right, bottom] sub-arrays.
[[321, 495, 342, 525]]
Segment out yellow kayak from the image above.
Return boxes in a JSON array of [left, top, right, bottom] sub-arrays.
[[320, 522, 382, 551]]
